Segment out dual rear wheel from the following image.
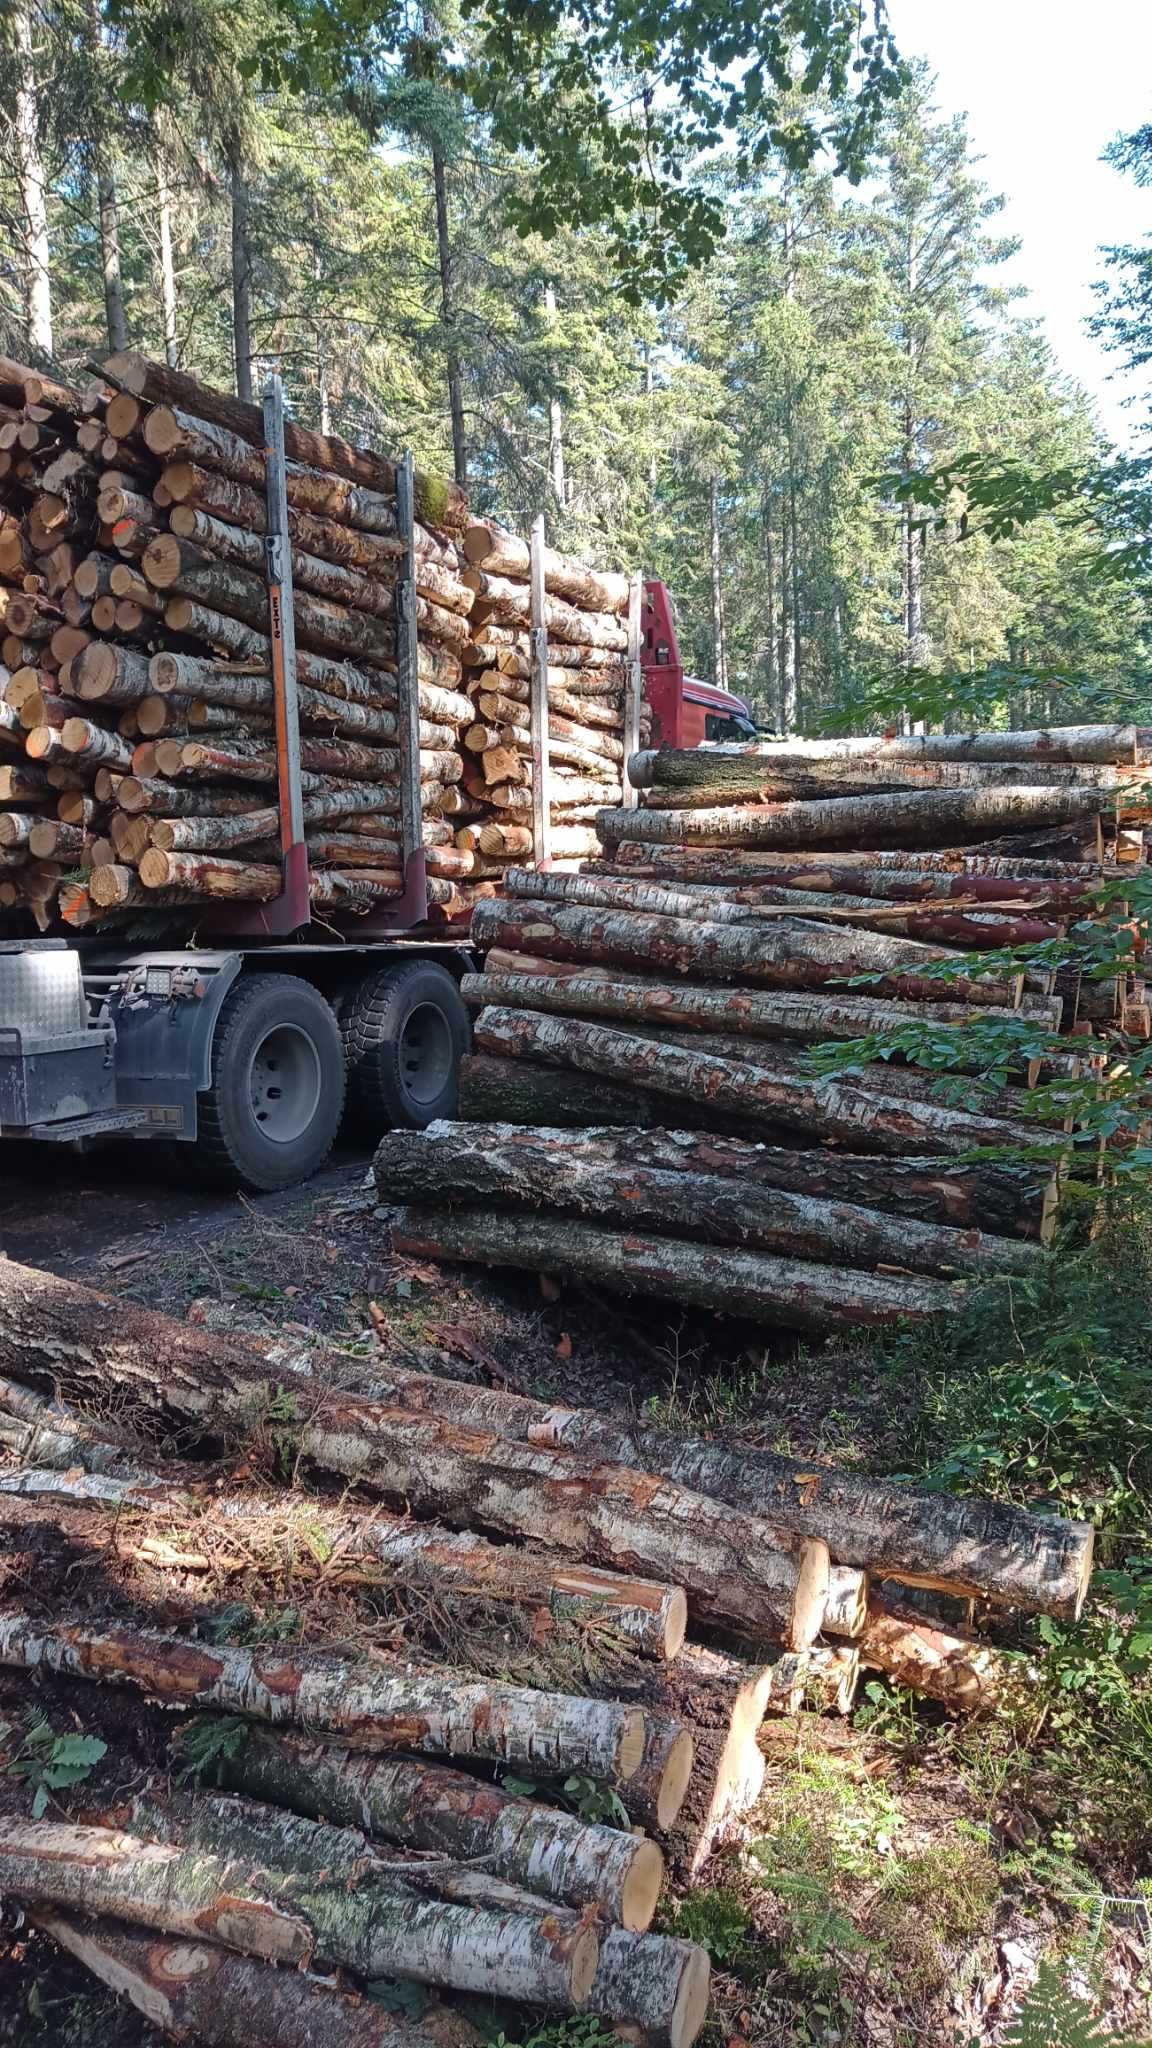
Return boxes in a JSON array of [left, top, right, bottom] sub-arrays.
[[193, 962, 470, 1190]]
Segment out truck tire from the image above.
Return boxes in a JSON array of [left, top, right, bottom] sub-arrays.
[[194, 973, 345, 1191], [341, 960, 470, 1134]]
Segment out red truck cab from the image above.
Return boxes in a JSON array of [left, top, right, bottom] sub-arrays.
[[640, 577, 758, 746]]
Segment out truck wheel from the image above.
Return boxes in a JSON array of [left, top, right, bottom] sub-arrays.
[[194, 973, 345, 1191], [341, 960, 470, 1134]]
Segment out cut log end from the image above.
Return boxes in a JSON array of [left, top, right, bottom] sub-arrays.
[[668, 1941, 711, 2048], [620, 1837, 667, 1934], [655, 1726, 695, 1831], [618, 1707, 647, 1782], [660, 1587, 689, 1661], [569, 1924, 601, 2006]]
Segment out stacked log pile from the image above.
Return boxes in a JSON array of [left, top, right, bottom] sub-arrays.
[[0, 1255, 1092, 2042], [456, 518, 645, 880], [370, 724, 1152, 1324], [0, 351, 486, 931]]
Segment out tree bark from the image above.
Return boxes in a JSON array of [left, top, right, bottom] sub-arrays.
[[466, 572, 629, 650], [52, 718, 133, 768], [74, 640, 153, 703], [106, 355, 465, 531], [642, 726, 1142, 769], [627, 749, 1130, 797], [394, 1204, 958, 1332], [343, 1356, 1090, 1618], [374, 1125, 1036, 1279], [468, 897, 1031, 1008], [142, 536, 399, 667], [471, 1006, 1045, 1158], [164, 463, 403, 567], [458, 1052, 689, 1131], [33, 1910, 446, 2048], [708, 476, 728, 693], [220, 1733, 666, 1928], [229, 154, 254, 403], [597, 785, 1113, 849], [432, 146, 467, 489]]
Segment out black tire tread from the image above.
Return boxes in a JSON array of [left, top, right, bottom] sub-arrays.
[[341, 960, 469, 1132], [194, 972, 345, 1189]]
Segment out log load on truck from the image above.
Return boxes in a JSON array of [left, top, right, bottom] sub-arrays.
[[0, 355, 656, 1189]]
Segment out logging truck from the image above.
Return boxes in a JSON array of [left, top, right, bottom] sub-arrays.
[[0, 384, 691, 1190]]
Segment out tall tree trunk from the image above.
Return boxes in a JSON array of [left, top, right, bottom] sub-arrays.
[[787, 455, 802, 722], [544, 284, 565, 509], [229, 151, 254, 403], [643, 341, 657, 495], [708, 475, 728, 692], [153, 118, 178, 367], [13, 0, 52, 356], [87, 0, 127, 352], [432, 146, 466, 489], [762, 489, 777, 723]]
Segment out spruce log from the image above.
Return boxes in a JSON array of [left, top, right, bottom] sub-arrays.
[[144, 408, 404, 535], [220, 1734, 666, 1928], [143, 536, 398, 666], [0, 1611, 647, 1783], [458, 1052, 682, 1131], [471, 1005, 1047, 1157], [625, 747, 1134, 797], [597, 786, 1113, 849], [0, 1805, 597, 2008], [374, 1125, 1037, 1279], [32, 1911, 449, 2048], [394, 1205, 959, 1331], [463, 519, 629, 614], [347, 1355, 1090, 1617], [461, 966, 1063, 1042], [857, 1599, 1011, 1711], [106, 352, 464, 529]]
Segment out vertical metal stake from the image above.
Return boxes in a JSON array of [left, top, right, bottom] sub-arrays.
[[621, 570, 643, 807], [262, 372, 307, 917], [529, 514, 552, 865], [395, 454, 424, 873]]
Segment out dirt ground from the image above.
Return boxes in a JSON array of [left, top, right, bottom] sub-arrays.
[[0, 1141, 1147, 2048]]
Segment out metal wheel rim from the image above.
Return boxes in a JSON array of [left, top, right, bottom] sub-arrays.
[[247, 1023, 323, 1144], [398, 1001, 453, 1106]]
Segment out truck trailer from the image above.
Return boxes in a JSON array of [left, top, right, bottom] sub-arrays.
[[0, 378, 672, 1191]]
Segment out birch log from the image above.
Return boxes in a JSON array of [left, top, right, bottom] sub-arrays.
[[0, 1809, 598, 2007], [467, 898, 1032, 1007], [628, 726, 1141, 771], [0, 1612, 648, 1780], [374, 1125, 1038, 1278], [394, 1204, 959, 1331], [460, 967, 1064, 1047], [219, 1733, 667, 1928]]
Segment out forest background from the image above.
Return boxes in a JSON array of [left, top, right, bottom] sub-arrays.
[[0, 0, 1149, 735]]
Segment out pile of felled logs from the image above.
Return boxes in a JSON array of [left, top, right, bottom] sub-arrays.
[[371, 724, 1152, 1326], [0, 349, 487, 931], [0, 1252, 1092, 2043], [456, 519, 641, 879]]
